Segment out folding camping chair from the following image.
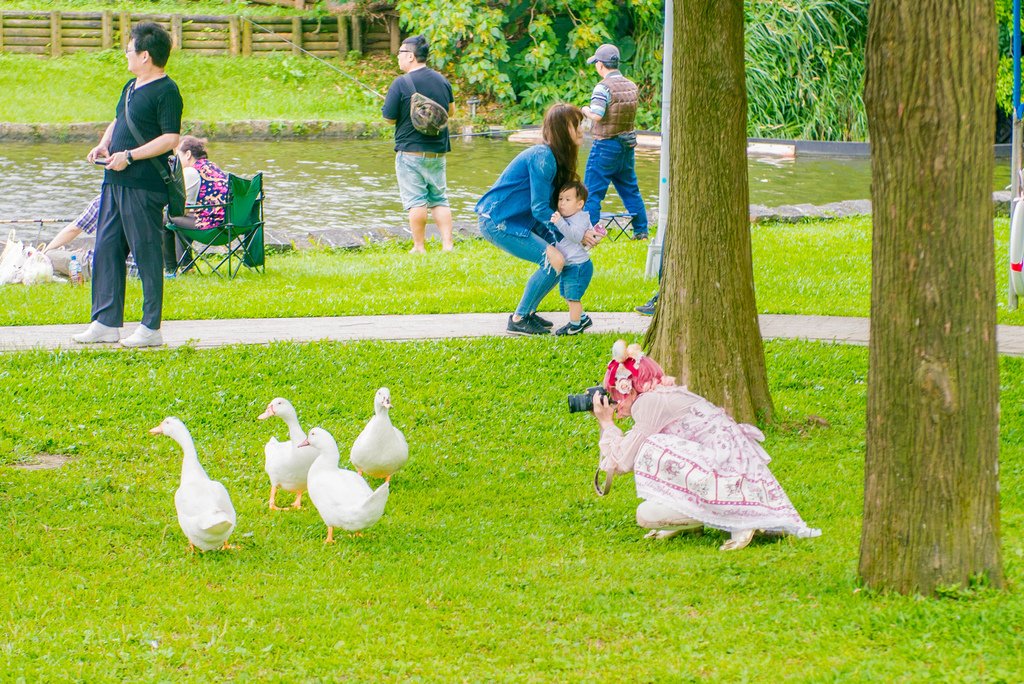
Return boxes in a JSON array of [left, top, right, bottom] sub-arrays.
[[166, 172, 265, 279], [598, 211, 635, 241]]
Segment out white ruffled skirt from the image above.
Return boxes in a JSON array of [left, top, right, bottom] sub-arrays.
[[633, 400, 820, 539]]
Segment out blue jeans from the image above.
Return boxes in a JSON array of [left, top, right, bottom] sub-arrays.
[[583, 138, 648, 236], [478, 216, 560, 317]]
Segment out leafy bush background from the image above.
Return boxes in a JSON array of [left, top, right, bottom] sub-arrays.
[[396, 0, 1012, 142], [396, 0, 868, 140]]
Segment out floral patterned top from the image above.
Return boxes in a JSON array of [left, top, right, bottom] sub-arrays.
[[193, 158, 229, 231]]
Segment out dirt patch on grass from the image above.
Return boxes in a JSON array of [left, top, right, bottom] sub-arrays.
[[9, 453, 73, 470]]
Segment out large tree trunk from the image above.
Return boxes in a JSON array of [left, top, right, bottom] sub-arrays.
[[859, 0, 1003, 593], [646, 0, 773, 424]]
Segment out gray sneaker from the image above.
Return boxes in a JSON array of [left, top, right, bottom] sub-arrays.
[[529, 312, 554, 328], [507, 315, 550, 336], [635, 293, 659, 316]]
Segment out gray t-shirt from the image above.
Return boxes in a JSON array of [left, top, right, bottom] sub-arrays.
[[553, 211, 593, 266]]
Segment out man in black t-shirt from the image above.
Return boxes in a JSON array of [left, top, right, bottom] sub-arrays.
[[74, 22, 182, 348], [382, 35, 455, 253]]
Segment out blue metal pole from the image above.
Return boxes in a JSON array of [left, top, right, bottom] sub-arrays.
[[1015, 0, 1022, 117]]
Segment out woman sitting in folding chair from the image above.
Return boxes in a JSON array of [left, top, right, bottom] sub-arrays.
[[163, 135, 228, 274]]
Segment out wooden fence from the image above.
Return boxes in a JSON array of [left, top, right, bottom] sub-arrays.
[[0, 10, 401, 58], [247, 0, 313, 8]]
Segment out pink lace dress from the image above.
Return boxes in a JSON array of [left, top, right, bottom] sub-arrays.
[[599, 387, 820, 538]]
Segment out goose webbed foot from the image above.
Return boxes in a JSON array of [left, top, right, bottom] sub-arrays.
[[268, 485, 285, 511], [324, 526, 336, 544], [290, 492, 303, 510]]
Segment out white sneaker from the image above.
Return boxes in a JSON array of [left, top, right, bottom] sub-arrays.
[[120, 325, 163, 348], [72, 321, 120, 344]]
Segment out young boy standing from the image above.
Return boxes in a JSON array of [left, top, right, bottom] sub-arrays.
[[550, 180, 603, 335]]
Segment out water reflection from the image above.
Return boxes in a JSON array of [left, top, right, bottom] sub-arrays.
[[0, 139, 1011, 234]]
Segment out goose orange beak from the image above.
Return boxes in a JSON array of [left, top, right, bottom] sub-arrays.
[[296, 438, 310, 448], [257, 404, 275, 420], [149, 425, 163, 435]]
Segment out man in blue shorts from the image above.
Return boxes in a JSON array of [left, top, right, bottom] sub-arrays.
[[382, 35, 456, 253]]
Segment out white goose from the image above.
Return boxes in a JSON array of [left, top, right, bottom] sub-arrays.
[[349, 387, 409, 481], [150, 417, 236, 552], [300, 427, 390, 543], [258, 397, 319, 511]]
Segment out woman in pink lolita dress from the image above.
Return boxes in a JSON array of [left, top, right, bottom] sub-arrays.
[[592, 341, 820, 551]]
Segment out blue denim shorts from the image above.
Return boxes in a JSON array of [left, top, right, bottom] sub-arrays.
[[395, 152, 449, 210], [559, 259, 594, 302]]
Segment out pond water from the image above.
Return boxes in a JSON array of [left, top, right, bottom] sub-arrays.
[[0, 139, 1012, 240]]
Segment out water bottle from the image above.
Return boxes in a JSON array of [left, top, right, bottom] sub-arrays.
[[69, 254, 82, 285]]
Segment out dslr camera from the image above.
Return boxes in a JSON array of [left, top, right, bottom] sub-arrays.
[[567, 386, 615, 414]]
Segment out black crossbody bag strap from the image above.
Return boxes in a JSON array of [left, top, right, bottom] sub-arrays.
[[403, 72, 417, 97], [123, 82, 174, 186]]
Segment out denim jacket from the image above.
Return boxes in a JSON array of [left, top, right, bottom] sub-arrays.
[[475, 144, 557, 240]]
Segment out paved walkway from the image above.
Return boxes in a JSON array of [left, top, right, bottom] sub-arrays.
[[2, 313, 1024, 356]]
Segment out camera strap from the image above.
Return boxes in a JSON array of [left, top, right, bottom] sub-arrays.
[[593, 468, 613, 497]]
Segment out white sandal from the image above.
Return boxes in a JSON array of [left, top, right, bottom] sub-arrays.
[[719, 529, 756, 551]]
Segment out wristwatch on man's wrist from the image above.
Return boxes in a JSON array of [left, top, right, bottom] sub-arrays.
[[125, 150, 134, 165]]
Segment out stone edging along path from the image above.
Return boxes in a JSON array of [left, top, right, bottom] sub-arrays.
[[0, 120, 394, 143]]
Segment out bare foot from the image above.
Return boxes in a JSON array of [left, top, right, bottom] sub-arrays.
[[409, 246, 426, 254], [442, 243, 454, 252]]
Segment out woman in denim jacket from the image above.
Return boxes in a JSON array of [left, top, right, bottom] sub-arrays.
[[475, 103, 601, 336]]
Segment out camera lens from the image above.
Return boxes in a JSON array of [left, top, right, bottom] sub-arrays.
[[567, 386, 614, 413], [567, 392, 593, 414]]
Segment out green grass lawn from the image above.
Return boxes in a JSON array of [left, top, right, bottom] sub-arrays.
[[4, 216, 1024, 326], [0, 336, 1021, 679], [0, 51, 398, 124]]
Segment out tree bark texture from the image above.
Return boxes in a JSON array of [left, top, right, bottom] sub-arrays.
[[646, 0, 773, 424], [860, 0, 1003, 593]]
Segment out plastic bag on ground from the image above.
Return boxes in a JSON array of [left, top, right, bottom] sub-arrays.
[[0, 229, 26, 285], [21, 247, 54, 286]]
